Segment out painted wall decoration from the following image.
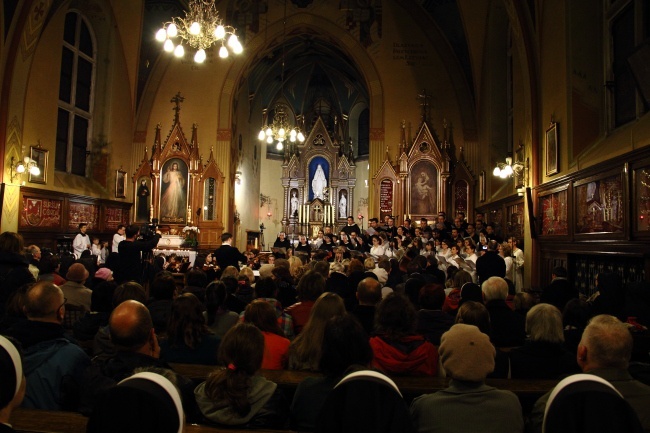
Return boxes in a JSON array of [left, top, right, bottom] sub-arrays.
[[136, 177, 151, 223], [159, 158, 188, 224], [379, 179, 393, 218], [69, 202, 99, 230], [539, 190, 568, 235], [575, 174, 623, 234], [104, 207, 129, 231], [636, 167, 650, 232], [20, 197, 62, 228], [410, 160, 437, 216]]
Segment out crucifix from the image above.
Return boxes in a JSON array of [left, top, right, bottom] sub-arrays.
[[417, 89, 432, 124], [171, 92, 185, 124], [313, 203, 323, 221]]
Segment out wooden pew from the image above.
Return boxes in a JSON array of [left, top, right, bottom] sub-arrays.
[[11, 408, 291, 433], [170, 363, 558, 405]]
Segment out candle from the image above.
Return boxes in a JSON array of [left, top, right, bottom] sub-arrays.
[[187, 206, 191, 223], [254, 238, 258, 249], [306, 205, 310, 224], [149, 205, 153, 221]]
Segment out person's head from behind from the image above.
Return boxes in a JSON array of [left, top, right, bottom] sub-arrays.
[[221, 232, 233, 244], [552, 266, 568, 279], [563, 299, 590, 330], [113, 282, 147, 307], [453, 270, 473, 289], [125, 225, 140, 239], [439, 324, 495, 382], [0, 232, 25, 254], [513, 292, 535, 313], [109, 300, 155, 353], [578, 314, 633, 371], [203, 323, 265, 417], [151, 273, 177, 301], [308, 292, 346, 328], [319, 314, 373, 377], [23, 281, 65, 324], [455, 301, 491, 336], [184, 268, 208, 288], [167, 293, 209, 349], [418, 283, 446, 310], [357, 277, 382, 306], [87, 371, 184, 433], [375, 292, 416, 339], [295, 270, 326, 302], [482, 277, 508, 302], [0, 335, 26, 415], [526, 303, 564, 344], [244, 299, 284, 336]]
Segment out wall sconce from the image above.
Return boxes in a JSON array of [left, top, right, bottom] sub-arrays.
[[235, 171, 242, 185], [10, 155, 40, 183], [493, 157, 527, 180]]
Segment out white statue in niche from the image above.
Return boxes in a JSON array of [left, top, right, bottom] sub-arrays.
[[290, 191, 299, 217], [339, 191, 347, 218], [312, 164, 327, 200]]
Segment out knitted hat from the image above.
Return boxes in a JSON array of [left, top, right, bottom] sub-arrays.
[[95, 267, 113, 281], [66, 263, 89, 282], [439, 324, 495, 382], [0, 335, 23, 409], [87, 372, 184, 433]]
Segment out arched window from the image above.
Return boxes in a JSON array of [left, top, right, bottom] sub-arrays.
[[55, 11, 95, 176], [357, 108, 369, 157]]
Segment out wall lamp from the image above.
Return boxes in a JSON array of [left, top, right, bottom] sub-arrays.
[[493, 157, 528, 179], [235, 171, 242, 185], [10, 156, 40, 183]]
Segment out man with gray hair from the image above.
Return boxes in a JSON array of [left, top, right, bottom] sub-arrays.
[[528, 314, 650, 433], [482, 277, 525, 347], [5, 281, 90, 410]]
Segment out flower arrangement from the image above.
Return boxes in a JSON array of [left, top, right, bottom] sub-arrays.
[[182, 226, 200, 248]]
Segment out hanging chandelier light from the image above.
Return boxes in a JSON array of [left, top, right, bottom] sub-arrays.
[[257, 0, 304, 151], [155, 0, 243, 63], [258, 104, 305, 150]]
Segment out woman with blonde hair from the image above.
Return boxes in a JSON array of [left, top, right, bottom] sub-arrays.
[[499, 242, 515, 283], [287, 292, 346, 371], [287, 256, 303, 280]]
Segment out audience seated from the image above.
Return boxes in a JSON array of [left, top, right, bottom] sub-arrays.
[[351, 277, 382, 336], [290, 314, 374, 432], [86, 370, 184, 433], [0, 232, 36, 318], [415, 283, 454, 345], [0, 335, 26, 433], [482, 277, 526, 347], [590, 272, 626, 321], [561, 298, 590, 355], [5, 281, 89, 410], [370, 293, 438, 376], [147, 272, 177, 334], [194, 323, 288, 428], [245, 277, 294, 339], [528, 314, 650, 433], [160, 293, 220, 365], [542, 374, 643, 433], [410, 324, 524, 433], [36, 254, 66, 285], [181, 268, 208, 303], [540, 266, 577, 312], [204, 280, 239, 338], [243, 300, 290, 370], [73, 279, 116, 341], [288, 292, 346, 371], [285, 270, 325, 334], [509, 303, 580, 380]]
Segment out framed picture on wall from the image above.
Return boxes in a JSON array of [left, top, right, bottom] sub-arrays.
[[574, 170, 624, 236], [29, 145, 48, 184], [115, 170, 126, 198], [545, 121, 559, 176]]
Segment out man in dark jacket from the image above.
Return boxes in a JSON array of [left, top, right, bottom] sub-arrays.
[[5, 281, 90, 410], [213, 232, 247, 269], [540, 266, 577, 312], [79, 300, 199, 421], [115, 225, 161, 284], [482, 277, 525, 347], [475, 240, 506, 286]]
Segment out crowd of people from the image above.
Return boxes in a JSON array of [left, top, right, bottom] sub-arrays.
[[0, 210, 649, 432]]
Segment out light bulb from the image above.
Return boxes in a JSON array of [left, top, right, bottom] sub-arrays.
[[503, 165, 513, 176], [276, 142, 283, 150], [227, 34, 238, 48], [189, 21, 201, 35], [233, 40, 243, 54], [163, 39, 174, 52], [493, 166, 501, 176], [214, 25, 226, 39], [16, 163, 25, 174], [30, 166, 40, 176], [194, 49, 206, 63], [297, 132, 305, 142], [290, 136, 296, 142], [166, 23, 178, 37], [219, 46, 228, 58], [155, 28, 167, 42], [258, 130, 266, 141], [499, 170, 508, 179], [266, 136, 273, 144], [265, 127, 272, 136], [290, 129, 297, 138], [174, 44, 184, 57], [278, 128, 285, 137]]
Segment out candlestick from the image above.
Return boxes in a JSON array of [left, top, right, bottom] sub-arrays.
[[254, 237, 258, 249], [149, 205, 153, 221]]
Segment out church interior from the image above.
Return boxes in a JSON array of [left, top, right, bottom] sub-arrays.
[[1, 0, 649, 292]]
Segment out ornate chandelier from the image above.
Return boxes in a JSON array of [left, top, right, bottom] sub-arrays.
[[258, 105, 305, 150], [155, 0, 243, 63]]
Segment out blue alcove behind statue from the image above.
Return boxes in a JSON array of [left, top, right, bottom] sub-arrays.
[[308, 157, 329, 201]]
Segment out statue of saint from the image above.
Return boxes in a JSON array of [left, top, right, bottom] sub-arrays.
[[290, 191, 299, 217], [312, 164, 327, 200], [339, 192, 347, 218]]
